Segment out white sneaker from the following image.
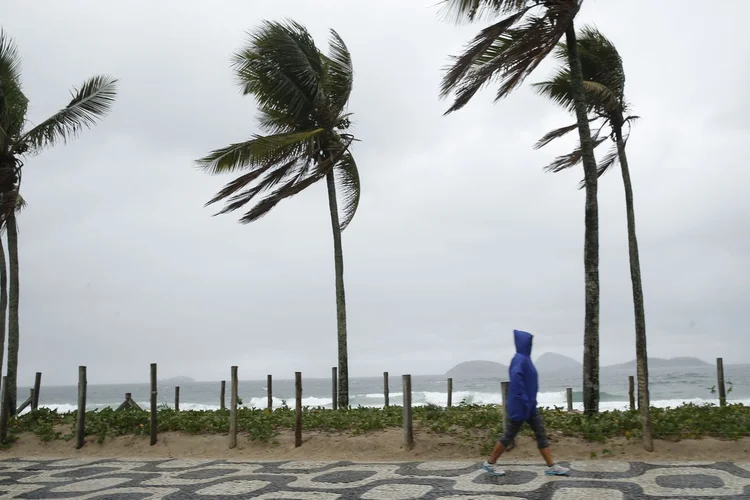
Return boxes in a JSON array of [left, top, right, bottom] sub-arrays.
[[481, 461, 505, 476], [545, 463, 570, 476]]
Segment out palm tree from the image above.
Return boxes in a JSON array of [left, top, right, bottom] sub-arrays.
[[0, 193, 23, 380], [0, 222, 6, 378], [0, 28, 118, 414], [440, 0, 601, 413], [532, 26, 653, 450], [197, 21, 360, 408]]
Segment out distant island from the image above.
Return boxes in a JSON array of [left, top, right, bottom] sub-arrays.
[[445, 355, 711, 378], [445, 360, 508, 379], [604, 357, 710, 371], [535, 353, 581, 374]]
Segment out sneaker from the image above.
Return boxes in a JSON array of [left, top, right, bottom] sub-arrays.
[[481, 461, 506, 476], [545, 463, 570, 476]]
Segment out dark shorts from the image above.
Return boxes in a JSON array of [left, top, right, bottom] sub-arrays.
[[499, 411, 549, 449]]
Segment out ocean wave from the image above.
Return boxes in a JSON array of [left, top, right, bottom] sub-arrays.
[[25, 394, 750, 414]]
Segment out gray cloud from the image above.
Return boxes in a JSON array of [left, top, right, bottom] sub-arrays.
[[2, 0, 749, 385]]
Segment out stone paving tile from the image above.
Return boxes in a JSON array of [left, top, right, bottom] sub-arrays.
[[0, 457, 749, 499]]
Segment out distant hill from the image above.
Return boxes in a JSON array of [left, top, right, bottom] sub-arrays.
[[604, 357, 710, 371], [446, 360, 508, 379], [446, 355, 710, 380], [535, 352, 581, 373]]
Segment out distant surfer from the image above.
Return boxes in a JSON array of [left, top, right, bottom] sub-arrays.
[[482, 329, 570, 477]]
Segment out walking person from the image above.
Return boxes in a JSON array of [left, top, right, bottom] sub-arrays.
[[482, 329, 570, 477]]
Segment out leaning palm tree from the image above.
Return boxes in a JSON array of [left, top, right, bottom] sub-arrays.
[[0, 28, 118, 414], [197, 20, 360, 408], [532, 26, 653, 450], [440, 0, 601, 413]]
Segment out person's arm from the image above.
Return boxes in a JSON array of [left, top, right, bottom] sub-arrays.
[[509, 362, 530, 419]]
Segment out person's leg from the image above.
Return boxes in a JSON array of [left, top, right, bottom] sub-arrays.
[[482, 419, 523, 476], [528, 411, 569, 476]]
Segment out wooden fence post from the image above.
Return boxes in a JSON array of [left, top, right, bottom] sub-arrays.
[[383, 372, 389, 407], [0, 376, 9, 443], [32, 372, 41, 411], [267, 374, 273, 411], [220, 380, 226, 411], [174, 387, 180, 412], [295, 372, 302, 447], [566, 388, 573, 412], [447, 378, 453, 408], [150, 363, 157, 446], [402, 374, 414, 449], [331, 367, 338, 410], [628, 376, 635, 410], [229, 366, 238, 449], [114, 392, 143, 412], [717, 357, 726, 407], [501, 381, 514, 450], [15, 388, 34, 415], [76, 366, 87, 449]]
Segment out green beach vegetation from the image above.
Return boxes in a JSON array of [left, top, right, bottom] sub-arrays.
[[8, 403, 750, 454]]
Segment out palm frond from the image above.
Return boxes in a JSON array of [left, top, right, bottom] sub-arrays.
[[542, 134, 607, 174], [550, 25, 625, 111], [232, 20, 324, 127], [14, 192, 26, 211], [196, 129, 323, 175], [214, 157, 309, 215], [20, 75, 118, 152], [334, 152, 359, 230], [0, 29, 28, 144], [576, 142, 620, 189], [440, 11, 529, 102], [206, 157, 298, 207], [443, 2, 577, 114], [532, 68, 575, 112], [582, 80, 620, 113], [229, 135, 355, 225], [321, 29, 353, 119], [577, 26, 624, 100], [255, 106, 303, 135], [237, 170, 324, 224], [533, 122, 579, 150], [0, 30, 22, 85], [441, 0, 530, 23]]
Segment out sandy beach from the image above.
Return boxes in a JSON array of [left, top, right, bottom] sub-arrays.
[[3, 429, 748, 462]]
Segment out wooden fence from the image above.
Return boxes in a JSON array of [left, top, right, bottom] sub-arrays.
[[0, 358, 732, 449]]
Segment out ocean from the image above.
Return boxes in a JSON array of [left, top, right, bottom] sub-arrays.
[[20, 364, 750, 414]]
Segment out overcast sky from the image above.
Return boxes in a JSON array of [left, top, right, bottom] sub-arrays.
[[2, 0, 748, 385]]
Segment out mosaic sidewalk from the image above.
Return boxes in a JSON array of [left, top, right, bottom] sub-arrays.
[[0, 458, 749, 499]]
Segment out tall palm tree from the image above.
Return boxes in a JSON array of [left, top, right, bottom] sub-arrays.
[[0, 224, 6, 378], [440, 0, 601, 413], [0, 193, 23, 382], [197, 21, 360, 408], [0, 28, 118, 414], [532, 26, 653, 450]]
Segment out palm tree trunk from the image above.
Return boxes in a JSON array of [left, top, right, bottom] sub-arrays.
[[0, 235, 7, 376], [565, 23, 600, 415], [613, 119, 653, 451], [325, 171, 349, 408], [5, 213, 18, 416]]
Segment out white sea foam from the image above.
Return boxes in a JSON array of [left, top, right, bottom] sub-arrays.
[[357, 390, 750, 411], [27, 393, 750, 414]]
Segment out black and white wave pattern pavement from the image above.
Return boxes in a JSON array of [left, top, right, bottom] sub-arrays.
[[0, 458, 749, 499]]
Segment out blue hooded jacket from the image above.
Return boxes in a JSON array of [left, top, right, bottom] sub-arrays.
[[507, 329, 539, 421]]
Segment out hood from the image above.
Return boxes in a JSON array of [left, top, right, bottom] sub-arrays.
[[513, 329, 533, 357]]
